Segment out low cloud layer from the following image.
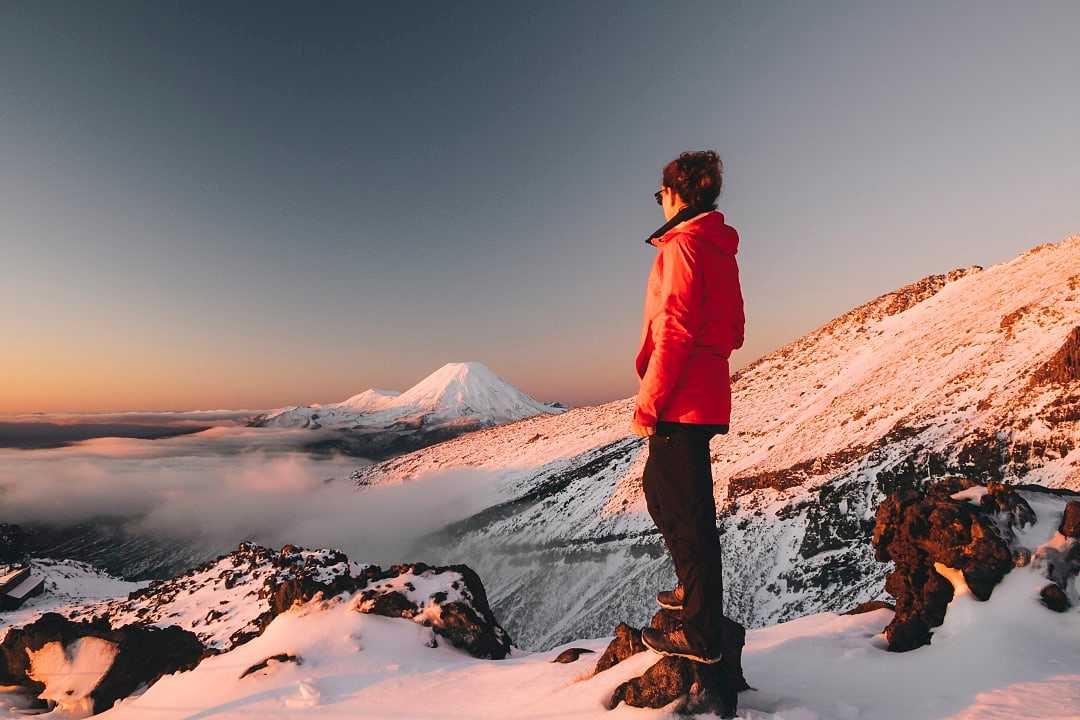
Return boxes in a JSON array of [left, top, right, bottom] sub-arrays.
[[0, 427, 503, 567]]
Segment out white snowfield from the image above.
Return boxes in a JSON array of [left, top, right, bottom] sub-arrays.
[[350, 235, 1080, 650], [254, 361, 564, 430]]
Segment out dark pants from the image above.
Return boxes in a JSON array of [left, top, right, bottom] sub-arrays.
[[642, 419, 726, 654]]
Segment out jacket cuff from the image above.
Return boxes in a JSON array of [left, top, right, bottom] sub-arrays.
[[633, 404, 657, 427]]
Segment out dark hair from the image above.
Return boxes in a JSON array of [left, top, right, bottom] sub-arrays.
[[662, 150, 722, 209]]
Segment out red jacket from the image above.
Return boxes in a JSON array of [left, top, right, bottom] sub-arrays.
[[634, 210, 745, 427]]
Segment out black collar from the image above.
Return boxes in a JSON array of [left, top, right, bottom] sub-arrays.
[[645, 205, 716, 246]]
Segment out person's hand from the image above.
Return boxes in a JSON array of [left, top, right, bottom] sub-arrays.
[[630, 418, 656, 438]]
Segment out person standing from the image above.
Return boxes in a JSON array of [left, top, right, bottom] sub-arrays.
[[630, 150, 745, 664]]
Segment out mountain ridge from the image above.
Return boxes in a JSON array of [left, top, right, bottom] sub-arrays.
[[351, 234, 1080, 650]]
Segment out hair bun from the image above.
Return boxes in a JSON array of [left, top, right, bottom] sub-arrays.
[[662, 150, 723, 208]]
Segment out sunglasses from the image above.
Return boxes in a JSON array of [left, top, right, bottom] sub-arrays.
[[654, 189, 664, 205]]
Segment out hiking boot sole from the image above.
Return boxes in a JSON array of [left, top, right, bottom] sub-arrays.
[[640, 628, 723, 664]]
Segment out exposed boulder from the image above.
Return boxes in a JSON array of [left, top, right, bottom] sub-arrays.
[[551, 647, 594, 663], [872, 478, 1080, 651], [0, 612, 203, 715], [593, 622, 646, 674], [1039, 583, 1071, 612], [353, 561, 513, 660], [598, 608, 747, 718], [1059, 501, 1080, 538], [63, 544, 512, 660]]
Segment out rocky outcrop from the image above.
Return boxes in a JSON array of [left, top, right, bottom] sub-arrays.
[[0, 612, 203, 715], [65, 544, 513, 660], [597, 609, 748, 718], [354, 562, 513, 660], [872, 478, 1080, 651], [1032, 326, 1080, 386], [594, 622, 646, 674]]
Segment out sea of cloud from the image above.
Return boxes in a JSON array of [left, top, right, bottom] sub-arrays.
[[0, 424, 502, 567]]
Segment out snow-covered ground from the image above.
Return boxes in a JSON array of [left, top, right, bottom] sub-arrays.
[[3, 561, 1075, 719], [3, 488, 1077, 719], [0, 559, 143, 643]]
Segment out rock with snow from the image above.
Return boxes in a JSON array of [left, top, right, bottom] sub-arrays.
[[0, 612, 203, 715], [61, 543, 366, 653], [354, 561, 512, 659], [873, 477, 1080, 650], [595, 608, 747, 717], [351, 235, 1080, 651], [2, 538, 1078, 719], [49, 544, 512, 664], [592, 622, 645, 674]]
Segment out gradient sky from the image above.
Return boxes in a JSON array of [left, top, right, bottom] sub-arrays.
[[2, 1, 1078, 413]]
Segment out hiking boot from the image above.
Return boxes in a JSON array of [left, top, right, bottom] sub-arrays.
[[656, 583, 685, 610], [640, 626, 722, 664]]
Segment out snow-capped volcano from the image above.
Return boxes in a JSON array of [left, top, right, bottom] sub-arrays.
[[248, 363, 563, 455], [352, 235, 1080, 650], [389, 361, 556, 422]]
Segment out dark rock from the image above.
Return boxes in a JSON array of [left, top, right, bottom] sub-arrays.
[[601, 608, 747, 717], [226, 545, 367, 650], [593, 623, 645, 674], [239, 653, 303, 679], [1032, 326, 1080, 386], [356, 589, 417, 618], [61, 543, 512, 662], [0, 613, 203, 714], [551, 647, 595, 663], [355, 562, 513, 660], [1039, 583, 1071, 612], [0, 524, 28, 564], [1059, 501, 1080, 538], [872, 479, 1020, 651], [606, 656, 739, 718], [645, 608, 750, 693], [841, 600, 896, 615]]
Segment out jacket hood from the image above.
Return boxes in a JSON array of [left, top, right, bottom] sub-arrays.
[[652, 210, 738, 255]]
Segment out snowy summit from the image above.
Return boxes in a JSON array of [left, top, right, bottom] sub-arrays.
[[250, 361, 563, 432]]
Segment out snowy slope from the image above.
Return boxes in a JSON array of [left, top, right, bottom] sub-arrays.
[[0, 559, 143, 643], [351, 235, 1080, 650], [5, 549, 1076, 719], [2, 487, 1077, 718], [251, 362, 563, 431]]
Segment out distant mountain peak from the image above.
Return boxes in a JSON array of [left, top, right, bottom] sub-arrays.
[[394, 361, 552, 420], [251, 361, 562, 435]]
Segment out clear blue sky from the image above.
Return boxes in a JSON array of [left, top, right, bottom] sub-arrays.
[[2, 1, 1078, 412]]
